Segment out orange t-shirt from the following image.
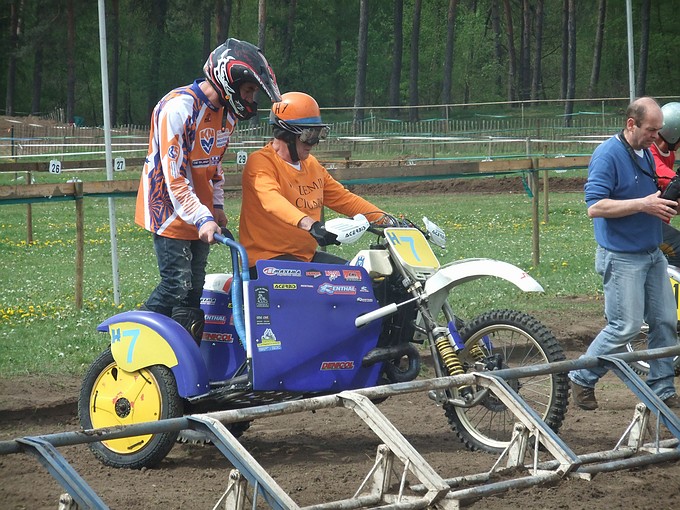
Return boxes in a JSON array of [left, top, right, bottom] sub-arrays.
[[239, 142, 383, 264]]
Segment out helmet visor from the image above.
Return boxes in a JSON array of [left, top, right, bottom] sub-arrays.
[[299, 126, 329, 146]]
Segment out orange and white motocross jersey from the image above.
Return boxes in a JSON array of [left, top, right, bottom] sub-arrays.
[[135, 79, 236, 240]]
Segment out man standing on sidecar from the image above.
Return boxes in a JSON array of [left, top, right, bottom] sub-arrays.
[[239, 91, 385, 275], [135, 38, 281, 343]]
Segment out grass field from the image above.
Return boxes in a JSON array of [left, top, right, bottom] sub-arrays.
[[0, 188, 601, 377]]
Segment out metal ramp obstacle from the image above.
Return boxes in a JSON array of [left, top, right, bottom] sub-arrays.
[[2, 346, 680, 509]]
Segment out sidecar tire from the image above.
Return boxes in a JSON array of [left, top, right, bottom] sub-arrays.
[[78, 347, 183, 469]]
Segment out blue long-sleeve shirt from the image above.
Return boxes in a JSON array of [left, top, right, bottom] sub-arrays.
[[584, 134, 661, 252]]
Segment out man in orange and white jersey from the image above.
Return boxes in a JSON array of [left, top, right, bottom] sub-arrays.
[[135, 38, 280, 343]]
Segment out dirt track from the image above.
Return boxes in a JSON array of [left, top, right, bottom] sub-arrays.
[[2, 301, 680, 510]]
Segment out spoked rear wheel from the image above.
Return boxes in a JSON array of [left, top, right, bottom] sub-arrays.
[[78, 347, 183, 469], [444, 309, 569, 453]]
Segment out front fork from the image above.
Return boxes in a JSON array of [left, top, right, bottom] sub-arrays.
[[426, 305, 490, 405]]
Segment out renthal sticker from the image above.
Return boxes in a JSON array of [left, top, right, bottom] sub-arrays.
[[325, 270, 341, 281], [342, 269, 362, 282], [256, 314, 271, 325], [168, 144, 179, 160], [256, 328, 281, 352], [200, 128, 215, 153], [356, 297, 374, 303], [262, 267, 302, 277], [200, 297, 217, 305], [273, 283, 297, 290], [317, 283, 357, 295], [305, 269, 322, 278], [320, 361, 355, 370], [205, 314, 227, 324], [255, 286, 270, 308], [202, 332, 233, 343]]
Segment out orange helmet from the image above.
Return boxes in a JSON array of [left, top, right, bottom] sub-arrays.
[[270, 92, 329, 144]]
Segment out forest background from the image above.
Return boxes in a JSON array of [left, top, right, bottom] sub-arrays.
[[3, 0, 680, 129]]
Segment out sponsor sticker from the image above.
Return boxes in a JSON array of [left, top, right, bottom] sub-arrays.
[[273, 283, 297, 290], [305, 269, 322, 279], [325, 270, 341, 281], [342, 269, 363, 282], [320, 361, 355, 370], [262, 267, 302, 277], [217, 130, 230, 147], [255, 286, 270, 308], [256, 328, 282, 352], [205, 314, 227, 325], [256, 314, 271, 325], [191, 158, 210, 167], [317, 283, 357, 295], [202, 332, 233, 343]]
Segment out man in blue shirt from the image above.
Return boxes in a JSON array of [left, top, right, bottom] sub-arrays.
[[570, 96, 680, 410]]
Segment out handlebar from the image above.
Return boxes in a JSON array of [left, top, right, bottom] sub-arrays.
[[213, 233, 249, 348], [365, 213, 429, 239]]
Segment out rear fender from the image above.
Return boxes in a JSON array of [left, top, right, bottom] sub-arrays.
[[424, 258, 544, 312], [97, 311, 209, 398]]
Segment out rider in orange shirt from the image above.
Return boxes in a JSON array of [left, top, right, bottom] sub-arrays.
[[239, 91, 385, 275]]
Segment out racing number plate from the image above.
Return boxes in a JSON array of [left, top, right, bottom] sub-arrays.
[[384, 227, 440, 273]]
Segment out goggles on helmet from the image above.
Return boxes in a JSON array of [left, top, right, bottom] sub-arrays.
[[299, 126, 329, 145]]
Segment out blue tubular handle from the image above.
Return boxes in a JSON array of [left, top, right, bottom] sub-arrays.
[[214, 233, 250, 349]]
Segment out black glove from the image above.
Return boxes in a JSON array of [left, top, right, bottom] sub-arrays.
[[220, 227, 235, 240], [309, 221, 340, 247]]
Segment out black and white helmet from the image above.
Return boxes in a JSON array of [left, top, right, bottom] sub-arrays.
[[203, 38, 281, 120]]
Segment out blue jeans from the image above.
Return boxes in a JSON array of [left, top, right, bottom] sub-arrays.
[[569, 246, 677, 400], [144, 234, 211, 316]]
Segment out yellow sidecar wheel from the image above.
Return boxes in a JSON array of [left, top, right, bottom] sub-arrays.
[[78, 347, 183, 469]]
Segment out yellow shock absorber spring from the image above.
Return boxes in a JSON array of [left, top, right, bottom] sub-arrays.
[[435, 334, 465, 376], [469, 343, 486, 363]]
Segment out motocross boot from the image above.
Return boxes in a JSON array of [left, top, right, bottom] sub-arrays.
[[171, 306, 205, 346]]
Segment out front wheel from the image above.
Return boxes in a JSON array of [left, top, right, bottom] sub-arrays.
[[624, 322, 680, 376], [78, 347, 183, 469], [444, 309, 569, 453]]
